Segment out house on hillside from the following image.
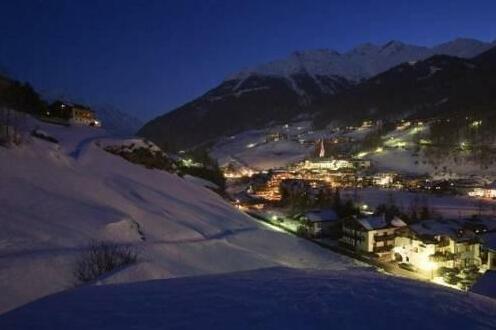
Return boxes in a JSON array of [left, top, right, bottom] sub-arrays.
[[340, 215, 407, 256], [300, 209, 340, 238], [393, 219, 482, 272], [47, 101, 101, 127]]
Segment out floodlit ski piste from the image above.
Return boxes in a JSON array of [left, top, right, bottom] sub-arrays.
[[1, 115, 496, 329]]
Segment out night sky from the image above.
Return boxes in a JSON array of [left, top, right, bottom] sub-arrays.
[[1, 0, 495, 120]]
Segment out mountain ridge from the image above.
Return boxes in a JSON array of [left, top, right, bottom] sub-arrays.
[[139, 38, 495, 150]]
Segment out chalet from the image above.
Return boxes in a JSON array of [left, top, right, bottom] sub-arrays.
[[393, 219, 483, 272], [340, 215, 407, 256], [48, 101, 101, 127], [300, 209, 340, 238]]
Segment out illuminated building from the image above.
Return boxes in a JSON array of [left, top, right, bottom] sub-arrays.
[[48, 101, 101, 127], [372, 173, 396, 187], [300, 159, 355, 171], [341, 215, 407, 256], [468, 181, 496, 199], [393, 219, 482, 273]]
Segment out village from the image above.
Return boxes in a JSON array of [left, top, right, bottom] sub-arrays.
[[222, 119, 496, 291]]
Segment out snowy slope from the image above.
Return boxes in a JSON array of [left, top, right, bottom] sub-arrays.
[[211, 131, 313, 171], [341, 188, 496, 219], [0, 117, 357, 314], [1, 267, 495, 330]]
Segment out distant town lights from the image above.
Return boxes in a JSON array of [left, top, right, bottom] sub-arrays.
[[470, 120, 482, 128]]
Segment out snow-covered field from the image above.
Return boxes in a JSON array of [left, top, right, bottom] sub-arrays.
[[342, 187, 496, 218], [1, 267, 496, 330], [0, 118, 356, 314], [211, 125, 314, 171]]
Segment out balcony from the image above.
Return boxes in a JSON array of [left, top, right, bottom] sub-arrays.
[[374, 233, 396, 241]]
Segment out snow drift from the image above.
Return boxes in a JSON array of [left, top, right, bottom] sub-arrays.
[[1, 267, 495, 330]]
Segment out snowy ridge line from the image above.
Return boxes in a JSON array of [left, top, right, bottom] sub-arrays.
[[226, 38, 494, 82]]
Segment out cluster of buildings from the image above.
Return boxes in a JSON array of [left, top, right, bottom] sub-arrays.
[[248, 169, 340, 202], [339, 215, 496, 286]]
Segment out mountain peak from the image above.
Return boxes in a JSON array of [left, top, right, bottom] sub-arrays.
[[227, 38, 492, 82], [432, 37, 493, 58], [382, 40, 405, 47]]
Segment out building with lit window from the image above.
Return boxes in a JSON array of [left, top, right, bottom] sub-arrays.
[[468, 181, 496, 199], [341, 215, 407, 256], [48, 101, 101, 127], [393, 219, 482, 272]]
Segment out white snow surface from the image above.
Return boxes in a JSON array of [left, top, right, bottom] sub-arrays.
[[228, 38, 494, 82], [341, 188, 496, 219], [183, 174, 219, 190], [211, 122, 323, 171], [1, 267, 495, 330], [0, 117, 357, 314]]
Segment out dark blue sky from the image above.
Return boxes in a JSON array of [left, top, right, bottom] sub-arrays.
[[0, 0, 495, 120]]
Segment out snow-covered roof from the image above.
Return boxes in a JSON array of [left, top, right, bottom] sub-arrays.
[[409, 218, 481, 242], [357, 216, 388, 230], [354, 215, 407, 231], [305, 209, 339, 223], [390, 217, 408, 228], [410, 219, 459, 236]]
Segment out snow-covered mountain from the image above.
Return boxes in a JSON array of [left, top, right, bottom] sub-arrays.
[[95, 106, 143, 136], [139, 38, 495, 150], [229, 38, 494, 83]]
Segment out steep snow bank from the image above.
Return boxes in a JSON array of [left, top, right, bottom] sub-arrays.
[[1, 267, 495, 330]]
